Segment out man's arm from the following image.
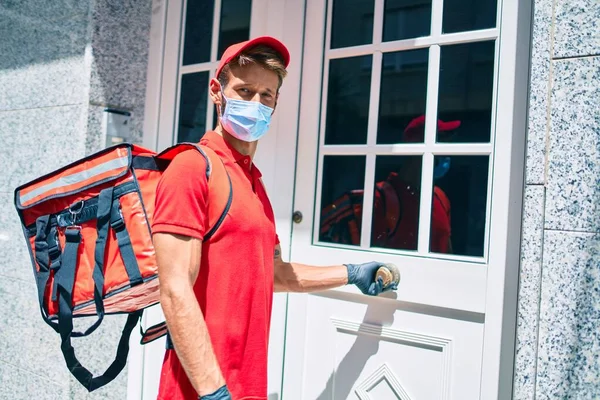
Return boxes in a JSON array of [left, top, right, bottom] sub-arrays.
[[273, 244, 348, 293], [154, 232, 226, 397], [273, 244, 394, 295]]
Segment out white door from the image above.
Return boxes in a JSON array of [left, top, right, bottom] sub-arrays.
[[283, 0, 530, 399]]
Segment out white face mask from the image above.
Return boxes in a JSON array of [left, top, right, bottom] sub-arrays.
[[220, 92, 274, 142]]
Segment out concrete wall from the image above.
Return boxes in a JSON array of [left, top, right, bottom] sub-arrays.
[[514, 0, 600, 399], [0, 1, 152, 398]]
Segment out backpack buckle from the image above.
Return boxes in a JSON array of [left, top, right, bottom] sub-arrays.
[[110, 208, 125, 231], [48, 229, 61, 268], [48, 245, 61, 263], [68, 200, 85, 228]]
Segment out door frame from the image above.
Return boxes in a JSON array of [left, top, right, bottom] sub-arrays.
[[136, 0, 307, 398], [281, 0, 533, 399]]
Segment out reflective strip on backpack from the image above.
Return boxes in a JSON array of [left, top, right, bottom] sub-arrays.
[[18, 151, 129, 208]]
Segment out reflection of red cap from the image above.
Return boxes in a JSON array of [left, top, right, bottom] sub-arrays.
[[215, 36, 291, 79], [403, 115, 461, 142]]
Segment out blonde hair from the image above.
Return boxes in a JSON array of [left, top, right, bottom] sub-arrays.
[[218, 44, 288, 90]]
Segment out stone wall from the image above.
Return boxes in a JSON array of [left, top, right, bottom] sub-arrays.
[[514, 0, 600, 399], [0, 1, 152, 398]]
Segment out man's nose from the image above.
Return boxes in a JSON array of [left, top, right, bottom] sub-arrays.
[[250, 92, 261, 102]]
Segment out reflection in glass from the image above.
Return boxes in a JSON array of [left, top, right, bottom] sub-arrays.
[[443, 0, 497, 34], [178, 72, 209, 143], [437, 41, 495, 143], [431, 155, 489, 256], [319, 156, 367, 246], [331, 0, 374, 49], [182, 0, 215, 65], [383, 0, 432, 42], [377, 49, 429, 144], [217, 0, 252, 59], [325, 56, 372, 145], [370, 156, 422, 251]]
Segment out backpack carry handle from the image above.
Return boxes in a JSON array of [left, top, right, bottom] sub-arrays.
[[60, 308, 142, 391]]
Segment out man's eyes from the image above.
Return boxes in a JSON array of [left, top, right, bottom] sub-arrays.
[[237, 88, 274, 101]]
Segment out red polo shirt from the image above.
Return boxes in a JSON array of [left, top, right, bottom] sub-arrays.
[[152, 131, 278, 400]]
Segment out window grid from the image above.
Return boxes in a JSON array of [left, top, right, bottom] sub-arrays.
[[314, 0, 500, 260], [174, 0, 225, 144], [326, 28, 499, 60], [418, 43, 441, 253]]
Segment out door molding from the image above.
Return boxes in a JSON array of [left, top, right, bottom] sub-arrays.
[[480, 0, 532, 397], [331, 316, 453, 400]]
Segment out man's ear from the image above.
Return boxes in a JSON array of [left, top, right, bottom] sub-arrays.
[[209, 78, 222, 106]]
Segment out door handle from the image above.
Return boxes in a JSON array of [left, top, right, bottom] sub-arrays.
[[292, 211, 303, 223]]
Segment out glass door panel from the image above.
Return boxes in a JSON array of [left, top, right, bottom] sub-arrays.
[[292, 0, 501, 312]]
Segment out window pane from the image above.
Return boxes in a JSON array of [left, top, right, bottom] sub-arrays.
[[319, 156, 367, 246], [443, 0, 497, 34], [430, 155, 489, 256], [370, 155, 422, 251], [178, 72, 209, 143], [325, 56, 372, 145], [331, 0, 374, 49], [437, 41, 495, 143], [182, 0, 215, 65], [217, 0, 252, 59], [383, 0, 432, 42], [377, 48, 429, 144]]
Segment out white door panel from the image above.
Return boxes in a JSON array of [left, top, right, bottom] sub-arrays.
[[300, 294, 484, 400]]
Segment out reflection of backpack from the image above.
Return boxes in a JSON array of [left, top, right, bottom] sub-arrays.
[[320, 181, 400, 245], [13, 143, 231, 391]]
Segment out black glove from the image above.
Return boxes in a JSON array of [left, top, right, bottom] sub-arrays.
[[199, 385, 232, 400], [345, 261, 396, 296]]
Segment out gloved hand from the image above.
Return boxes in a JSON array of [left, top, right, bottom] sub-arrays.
[[345, 262, 397, 296], [199, 385, 232, 400]]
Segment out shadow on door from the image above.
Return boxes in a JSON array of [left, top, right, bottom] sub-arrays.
[[316, 295, 398, 400]]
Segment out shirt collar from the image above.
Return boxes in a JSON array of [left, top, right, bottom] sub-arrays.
[[200, 131, 262, 178]]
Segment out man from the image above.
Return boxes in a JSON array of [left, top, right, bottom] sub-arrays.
[[151, 36, 395, 400]]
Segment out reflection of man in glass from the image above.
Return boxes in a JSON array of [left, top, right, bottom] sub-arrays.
[[371, 115, 460, 253], [320, 115, 459, 254]]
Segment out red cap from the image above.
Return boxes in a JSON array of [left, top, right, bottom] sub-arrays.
[[215, 36, 291, 79], [403, 115, 461, 142]]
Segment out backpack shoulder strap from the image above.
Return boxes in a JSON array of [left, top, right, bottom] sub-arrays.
[[198, 145, 232, 240], [153, 142, 232, 240]]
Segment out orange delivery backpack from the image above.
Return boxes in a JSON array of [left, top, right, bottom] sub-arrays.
[[13, 142, 231, 391]]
